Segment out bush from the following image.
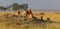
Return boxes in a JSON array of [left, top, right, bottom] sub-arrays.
[[40, 13, 45, 15]]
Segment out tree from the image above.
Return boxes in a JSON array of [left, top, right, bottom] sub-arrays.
[[23, 4, 28, 10], [12, 3, 19, 10], [18, 4, 28, 10], [12, 3, 28, 11], [0, 6, 7, 11]]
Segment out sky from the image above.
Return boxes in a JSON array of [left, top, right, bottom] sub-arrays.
[[0, 0, 60, 9]]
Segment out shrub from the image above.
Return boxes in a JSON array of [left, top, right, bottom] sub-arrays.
[[40, 13, 45, 15]]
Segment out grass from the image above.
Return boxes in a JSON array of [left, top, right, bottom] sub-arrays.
[[0, 12, 60, 29]]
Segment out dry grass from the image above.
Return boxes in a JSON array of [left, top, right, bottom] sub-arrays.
[[33, 12, 60, 22], [0, 12, 60, 29]]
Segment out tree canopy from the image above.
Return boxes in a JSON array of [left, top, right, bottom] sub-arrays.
[[12, 3, 28, 10]]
